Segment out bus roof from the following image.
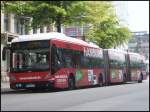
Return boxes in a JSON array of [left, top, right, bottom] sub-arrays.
[[128, 52, 145, 62], [128, 52, 145, 58], [105, 49, 126, 62], [12, 32, 100, 48], [104, 49, 127, 54]]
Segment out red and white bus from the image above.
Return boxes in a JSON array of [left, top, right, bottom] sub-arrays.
[[9, 32, 104, 90], [7, 32, 147, 90]]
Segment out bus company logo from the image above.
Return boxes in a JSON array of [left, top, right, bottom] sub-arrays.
[[20, 76, 41, 80], [83, 47, 102, 58]]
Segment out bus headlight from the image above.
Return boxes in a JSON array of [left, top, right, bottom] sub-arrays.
[[10, 76, 16, 81]]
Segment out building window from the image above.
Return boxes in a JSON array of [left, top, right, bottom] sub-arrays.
[[4, 14, 9, 32]]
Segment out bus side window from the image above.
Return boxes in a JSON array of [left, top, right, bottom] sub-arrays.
[[73, 50, 82, 69], [85, 57, 91, 69], [63, 49, 73, 68], [65, 56, 72, 68]]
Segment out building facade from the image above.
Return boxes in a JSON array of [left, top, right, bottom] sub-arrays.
[[62, 24, 91, 40], [128, 31, 149, 60]]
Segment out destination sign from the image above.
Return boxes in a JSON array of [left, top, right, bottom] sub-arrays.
[[12, 40, 49, 49]]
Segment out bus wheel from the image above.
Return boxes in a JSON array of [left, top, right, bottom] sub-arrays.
[[138, 74, 143, 83], [98, 74, 103, 87], [68, 76, 75, 90]]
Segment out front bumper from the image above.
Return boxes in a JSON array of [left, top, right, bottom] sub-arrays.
[[10, 81, 54, 89]]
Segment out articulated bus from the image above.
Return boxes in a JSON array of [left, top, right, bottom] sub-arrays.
[[7, 32, 147, 90]]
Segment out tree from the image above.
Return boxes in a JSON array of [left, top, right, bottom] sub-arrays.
[[81, 2, 132, 48], [3, 1, 78, 32], [3, 1, 132, 48], [86, 22, 132, 48], [3, 1, 115, 32], [47, 1, 79, 32]]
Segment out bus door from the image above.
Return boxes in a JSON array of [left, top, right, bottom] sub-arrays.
[[51, 44, 64, 75]]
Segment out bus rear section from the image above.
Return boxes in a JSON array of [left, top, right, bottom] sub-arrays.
[[103, 49, 127, 84], [127, 52, 147, 83]]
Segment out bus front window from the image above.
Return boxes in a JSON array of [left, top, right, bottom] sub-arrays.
[[11, 49, 49, 72]]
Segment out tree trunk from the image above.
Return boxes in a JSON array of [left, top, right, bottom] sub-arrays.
[[56, 16, 61, 33]]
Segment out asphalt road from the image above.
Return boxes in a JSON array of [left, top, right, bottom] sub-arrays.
[[1, 79, 149, 111]]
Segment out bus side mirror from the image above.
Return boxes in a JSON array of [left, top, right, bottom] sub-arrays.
[[2, 46, 11, 60], [2, 47, 7, 60]]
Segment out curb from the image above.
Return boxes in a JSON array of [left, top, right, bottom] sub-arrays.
[[1, 82, 10, 92]]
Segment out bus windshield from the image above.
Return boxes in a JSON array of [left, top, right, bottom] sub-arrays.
[[11, 48, 49, 72]]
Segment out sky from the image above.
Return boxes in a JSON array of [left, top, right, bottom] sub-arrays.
[[127, 1, 149, 33]]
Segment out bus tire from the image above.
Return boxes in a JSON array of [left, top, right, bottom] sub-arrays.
[[68, 76, 75, 90], [138, 74, 143, 83], [98, 74, 103, 87]]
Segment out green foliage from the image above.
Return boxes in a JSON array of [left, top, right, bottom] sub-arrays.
[[3, 1, 70, 28], [3, 1, 132, 48], [66, 2, 115, 25], [84, 2, 132, 48], [87, 25, 131, 49], [3, 1, 32, 15]]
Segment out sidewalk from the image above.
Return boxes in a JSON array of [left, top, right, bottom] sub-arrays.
[[1, 82, 10, 89], [1, 82, 13, 93]]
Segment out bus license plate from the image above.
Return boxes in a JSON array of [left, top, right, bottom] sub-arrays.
[[26, 84, 35, 88]]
